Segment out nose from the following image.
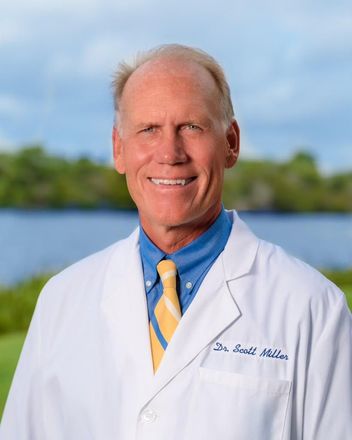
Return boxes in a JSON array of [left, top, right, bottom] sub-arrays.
[[154, 130, 188, 165]]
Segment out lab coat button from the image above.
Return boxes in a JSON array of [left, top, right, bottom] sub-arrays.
[[140, 408, 157, 423]]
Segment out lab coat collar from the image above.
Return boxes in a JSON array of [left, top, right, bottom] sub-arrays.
[[222, 210, 260, 282]]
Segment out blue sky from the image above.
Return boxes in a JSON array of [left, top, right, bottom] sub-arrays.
[[1, 0, 351, 172]]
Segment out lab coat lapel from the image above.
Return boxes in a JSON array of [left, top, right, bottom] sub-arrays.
[[151, 254, 240, 393], [101, 228, 154, 397], [146, 211, 260, 402]]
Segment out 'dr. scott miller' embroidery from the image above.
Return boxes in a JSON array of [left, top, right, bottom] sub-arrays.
[[213, 342, 289, 361]]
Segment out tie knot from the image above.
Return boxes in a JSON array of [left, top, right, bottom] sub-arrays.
[[157, 259, 177, 289]]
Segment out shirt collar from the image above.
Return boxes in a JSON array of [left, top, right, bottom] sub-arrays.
[[139, 207, 232, 293], [139, 224, 165, 291]]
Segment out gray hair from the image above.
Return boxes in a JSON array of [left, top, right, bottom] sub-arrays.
[[112, 44, 235, 125]]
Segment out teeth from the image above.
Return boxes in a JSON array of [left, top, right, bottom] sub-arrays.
[[150, 178, 191, 186]]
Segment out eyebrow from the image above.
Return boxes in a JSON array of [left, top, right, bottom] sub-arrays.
[[182, 118, 212, 126], [179, 118, 213, 129], [135, 122, 160, 129], [134, 117, 213, 128]]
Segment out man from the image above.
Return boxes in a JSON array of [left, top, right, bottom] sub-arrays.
[[1, 44, 351, 439]]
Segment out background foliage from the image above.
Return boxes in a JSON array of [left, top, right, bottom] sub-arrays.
[[0, 146, 351, 211]]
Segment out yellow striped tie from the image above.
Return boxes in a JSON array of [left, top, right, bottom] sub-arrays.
[[149, 259, 181, 372]]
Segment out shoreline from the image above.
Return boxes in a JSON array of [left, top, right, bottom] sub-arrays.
[[0, 207, 351, 214]]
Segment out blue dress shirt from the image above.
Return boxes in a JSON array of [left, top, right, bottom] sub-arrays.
[[139, 208, 232, 318]]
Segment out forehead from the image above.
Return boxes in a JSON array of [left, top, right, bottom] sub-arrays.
[[120, 58, 220, 113]]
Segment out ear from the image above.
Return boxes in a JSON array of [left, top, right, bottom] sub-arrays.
[[112, 126, 126, 174], [225, 119, 240, 169]]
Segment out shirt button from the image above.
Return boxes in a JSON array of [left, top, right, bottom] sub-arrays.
[[186, 281, 193, 289], [140, 408, 157, 423], [145, 280, 152, 288]]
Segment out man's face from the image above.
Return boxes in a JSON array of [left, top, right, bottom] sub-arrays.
[[113, 59, 239, 238]]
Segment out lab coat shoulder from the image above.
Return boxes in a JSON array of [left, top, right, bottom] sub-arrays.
[[40, 228, 138, 307], [36, 227, 140, 346], [226, 213, 347, 324], [256, 237, 350, 344], [256, 235, 347, 312]]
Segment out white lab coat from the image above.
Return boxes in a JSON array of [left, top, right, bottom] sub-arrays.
[[1, 211, 351, 439]]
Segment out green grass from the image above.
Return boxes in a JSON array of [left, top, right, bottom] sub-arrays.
[[0, 273, 51, 334], [343, 286, 352, 310], [0, 331, 26, 419], [322, 269, 352, 310]]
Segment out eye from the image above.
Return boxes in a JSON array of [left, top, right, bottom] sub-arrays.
[[140, 126, 155, 133], [183, 123, 201, 131]]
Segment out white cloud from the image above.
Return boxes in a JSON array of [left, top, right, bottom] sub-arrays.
[[46, 36, 128, 78], [240, 69, 350, 126], [0, 95, 26, 117], [0, 20, 25, 46], [1, 0, 100, 19]]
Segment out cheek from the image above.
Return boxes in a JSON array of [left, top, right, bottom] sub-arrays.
[[123, 148, 148, 174], [198, 149, 227, 177], [199, 153, 227, 194], [123, 152, 151, 196]]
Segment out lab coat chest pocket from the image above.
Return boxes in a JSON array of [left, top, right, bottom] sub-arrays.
[[186, 367, 291, 440]]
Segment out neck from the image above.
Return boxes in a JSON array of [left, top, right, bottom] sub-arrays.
[[140, 206, 222, 254]]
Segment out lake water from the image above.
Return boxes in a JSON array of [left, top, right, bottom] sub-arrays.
[[0, 209, 351, 285]]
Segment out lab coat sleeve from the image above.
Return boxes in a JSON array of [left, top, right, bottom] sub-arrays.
[[303, 292, 352, 439], [0, 293, 44, 439]]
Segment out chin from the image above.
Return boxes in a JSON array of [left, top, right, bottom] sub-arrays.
[[156, 213, 191, 228], [145, 207, 196, 230]]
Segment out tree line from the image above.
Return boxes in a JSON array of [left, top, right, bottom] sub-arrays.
[[0, 145, 351, 212]]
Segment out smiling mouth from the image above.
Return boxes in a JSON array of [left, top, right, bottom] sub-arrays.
[[149, 177, 196, 186]]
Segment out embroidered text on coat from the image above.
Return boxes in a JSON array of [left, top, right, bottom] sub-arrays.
[[213, 342, 289, 361]]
